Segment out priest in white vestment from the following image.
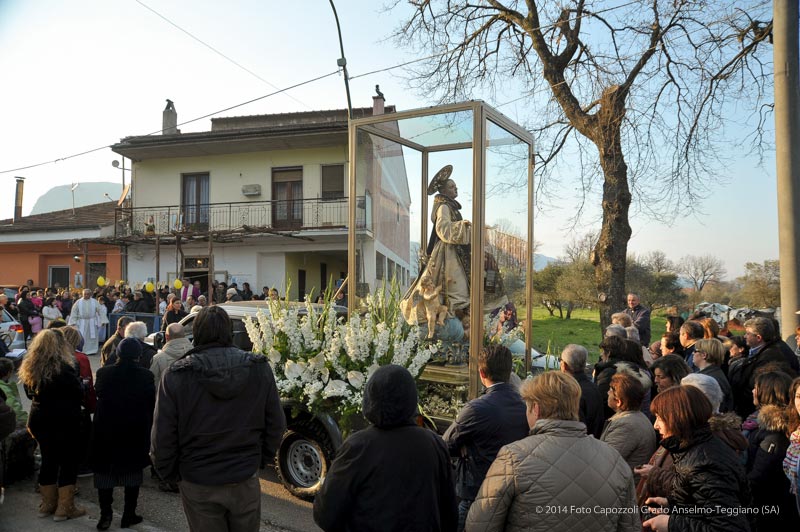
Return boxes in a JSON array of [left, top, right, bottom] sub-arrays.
[[68, 289, 102, 354]]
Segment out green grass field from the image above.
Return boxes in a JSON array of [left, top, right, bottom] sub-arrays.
[[526, 306, 666, 363]]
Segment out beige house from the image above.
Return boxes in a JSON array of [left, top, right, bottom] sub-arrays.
[[109, 97, 411, 301]]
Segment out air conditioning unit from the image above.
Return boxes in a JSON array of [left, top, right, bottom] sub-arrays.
[[242, 184, 262, 197]]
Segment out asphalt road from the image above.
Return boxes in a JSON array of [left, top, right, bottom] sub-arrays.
[[2, 353, 321, 532]]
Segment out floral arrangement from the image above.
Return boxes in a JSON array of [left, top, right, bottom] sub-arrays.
[[244, 286, 435, 427]]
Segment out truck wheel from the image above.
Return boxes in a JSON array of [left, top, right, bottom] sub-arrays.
[[276, 421, 334, 500]]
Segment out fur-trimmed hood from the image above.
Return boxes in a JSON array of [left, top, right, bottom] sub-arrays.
[[757, 404, 790, 433], [709, 412, 743, 432], [710, 412, 748, 453], [613, 361, 652, 391]]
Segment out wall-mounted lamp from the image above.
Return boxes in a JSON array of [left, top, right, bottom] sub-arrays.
[[73, 255, 81, 262]]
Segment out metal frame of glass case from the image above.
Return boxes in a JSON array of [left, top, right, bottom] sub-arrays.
[[348, 100, 534, 399]]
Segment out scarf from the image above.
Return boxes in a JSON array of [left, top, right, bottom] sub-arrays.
[[784, 429, 800, 494]]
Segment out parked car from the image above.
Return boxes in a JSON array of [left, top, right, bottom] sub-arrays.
[[147, 300, 548, 500], [1, 307, 27, 353]]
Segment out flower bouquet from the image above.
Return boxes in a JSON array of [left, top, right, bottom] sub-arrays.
[[244, 285, 435, 429]]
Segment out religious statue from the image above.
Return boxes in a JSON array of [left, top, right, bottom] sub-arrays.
[[402, 165, 471, 337]]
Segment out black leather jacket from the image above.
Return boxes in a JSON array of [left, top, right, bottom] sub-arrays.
[[664, 426, 751, 532]]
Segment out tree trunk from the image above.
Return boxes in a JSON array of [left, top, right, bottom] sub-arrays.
[[565, 301, 574, 320], [590, 99, 632, 332]]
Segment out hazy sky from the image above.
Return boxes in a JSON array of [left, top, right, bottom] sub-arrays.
[[0, 0, 779, 278]]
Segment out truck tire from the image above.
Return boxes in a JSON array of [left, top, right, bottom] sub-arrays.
[[276, 420, 335, 500]]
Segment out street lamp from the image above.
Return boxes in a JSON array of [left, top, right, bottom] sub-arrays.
[[111, 158, 132, 189]]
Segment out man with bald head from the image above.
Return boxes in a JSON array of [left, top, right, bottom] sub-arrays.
[[150, 324, 193, 388]]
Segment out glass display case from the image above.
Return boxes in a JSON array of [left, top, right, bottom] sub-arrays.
[[348, 101, 534, 404]]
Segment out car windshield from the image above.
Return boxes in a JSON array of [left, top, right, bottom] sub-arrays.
[[177, 315, 253, 352]]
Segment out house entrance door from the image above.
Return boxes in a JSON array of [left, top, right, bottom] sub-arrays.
[[49, 266, 70, 288]]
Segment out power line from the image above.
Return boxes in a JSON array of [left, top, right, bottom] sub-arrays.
[[0, 70, 341, 175], [134, 0, 311, 109]]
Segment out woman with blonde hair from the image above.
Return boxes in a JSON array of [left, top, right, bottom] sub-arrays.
[[18, 328, 86, 521]]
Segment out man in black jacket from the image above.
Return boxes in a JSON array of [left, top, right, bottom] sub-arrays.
[[314, 364, 458, 532], [151, 306, 285, 532], [442, 345, 528, 531], [730, 317, 791, 418]]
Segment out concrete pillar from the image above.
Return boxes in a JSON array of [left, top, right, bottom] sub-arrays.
[[775, 0, 800, 340]]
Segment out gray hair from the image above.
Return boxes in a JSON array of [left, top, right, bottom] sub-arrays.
[[743, 317, 776, 343], [604, 324, 626, 338], [560, 344, 588, 374], [124, 321, 148, 340], [682, 373, 723, 414], [625, 326, 640, 343], [611, 312, 633, 327]]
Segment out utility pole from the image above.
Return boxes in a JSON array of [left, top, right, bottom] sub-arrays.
[[775, 0, 800, 340]]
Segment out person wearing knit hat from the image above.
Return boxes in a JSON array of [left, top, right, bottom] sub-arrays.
[[91, 336, 155, 530], [116, 337, 142, 361]]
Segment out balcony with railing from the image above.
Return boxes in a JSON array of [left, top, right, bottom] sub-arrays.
[[115, 196, 369, 238]]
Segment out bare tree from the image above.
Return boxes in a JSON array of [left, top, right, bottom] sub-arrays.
[[642, 250, 675, 276], [679, 254, 727, 292], [392, 0, 772, 326]]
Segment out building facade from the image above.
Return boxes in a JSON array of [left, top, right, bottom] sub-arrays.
[[110, 98, 411, 301]]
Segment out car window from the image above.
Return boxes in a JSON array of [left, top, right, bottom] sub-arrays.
[[232, 319, 253, 351], [1, 309, 13, 324], [180, 316, 195, 342]]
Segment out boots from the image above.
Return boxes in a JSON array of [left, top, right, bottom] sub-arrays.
[[37, 484, 58, 517], [120, 486, 142, 528], [96, 488, 113, 530], [53, 484, 86, 521]]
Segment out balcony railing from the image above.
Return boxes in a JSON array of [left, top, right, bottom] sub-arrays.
[[115, 196, 368, 238]]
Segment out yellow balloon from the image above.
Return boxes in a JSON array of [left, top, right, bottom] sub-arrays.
[[173, 279, 183, 290], [145, 282, 154, 293], [96, 276, 106, 287]]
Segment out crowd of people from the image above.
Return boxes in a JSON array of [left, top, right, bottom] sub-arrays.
[[1, 299, 284, 531], [311, 292, 800, 532], [0, 279, 281, 354], [4, 284, 800, 531]]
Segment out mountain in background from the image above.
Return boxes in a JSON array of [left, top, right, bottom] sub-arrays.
[[30, 182, 123, 215]]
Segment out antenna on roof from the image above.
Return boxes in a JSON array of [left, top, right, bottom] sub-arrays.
[[71, 182, 79, 214]]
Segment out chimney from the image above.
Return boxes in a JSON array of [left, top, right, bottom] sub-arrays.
[[163, 99, 178, 134], [13, 177, 24, 223], [372, 85, 385, 115]]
